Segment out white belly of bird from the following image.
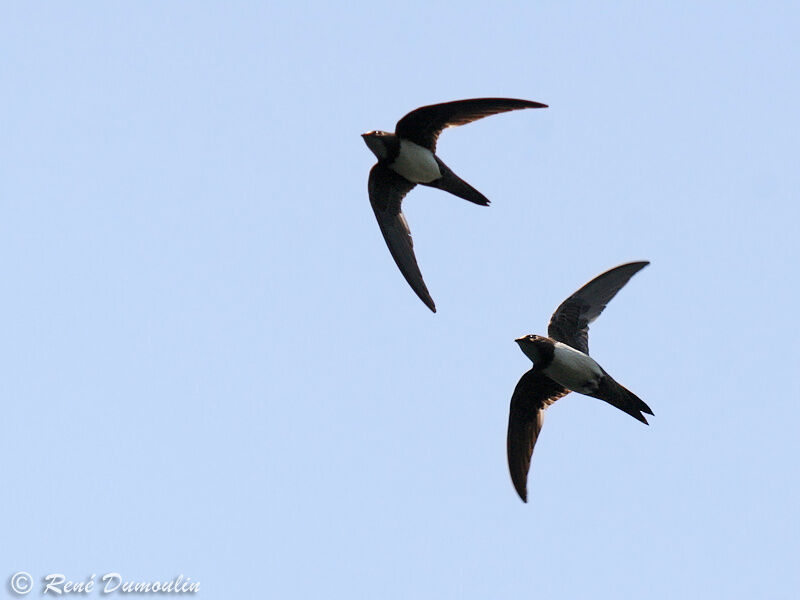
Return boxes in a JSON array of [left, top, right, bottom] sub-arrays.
[[543, 342, 604, 394], [390, 140, 442, 183]]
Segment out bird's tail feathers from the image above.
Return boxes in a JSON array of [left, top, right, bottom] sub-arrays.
[[425, 159, 491, 206], [592, 376, 653, 424]]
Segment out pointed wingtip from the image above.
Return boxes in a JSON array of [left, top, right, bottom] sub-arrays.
[[408, 280, 436, 312], [512, 481, 528, 502], [419, 293, 436, 313], [518, 99, 547, 109], [419, 297, 436, 312]]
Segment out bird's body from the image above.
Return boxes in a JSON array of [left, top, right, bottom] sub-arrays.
[[542, 340, 603, 395], [362, 98, 548, 312], [507, 261, 653, 502], [390, 139, 441, 183]]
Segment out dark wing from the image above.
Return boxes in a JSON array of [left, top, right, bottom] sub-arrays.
[[395, 98, 547, 151], [507, 369, 569, 503], [547, 261, 649, 354], [368, 163, 435, 312]]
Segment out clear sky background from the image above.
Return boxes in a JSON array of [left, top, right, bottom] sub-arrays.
[[2, 2, 799, 598]]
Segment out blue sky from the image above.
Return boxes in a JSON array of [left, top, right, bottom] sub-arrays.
[[2, 2, 799, 598]]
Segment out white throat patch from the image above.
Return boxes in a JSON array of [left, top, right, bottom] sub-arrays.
[[390, 140, 442, 183]]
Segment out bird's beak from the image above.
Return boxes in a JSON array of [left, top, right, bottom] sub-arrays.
[[515, 337, 526, 344]]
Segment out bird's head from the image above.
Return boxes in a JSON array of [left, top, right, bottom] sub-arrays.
[[515, 334, 550, 364], [361, 130, 393, 160]]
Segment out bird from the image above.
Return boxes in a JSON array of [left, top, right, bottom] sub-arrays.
[[506, 261, 653, 502], [362, 98, 548, 312]]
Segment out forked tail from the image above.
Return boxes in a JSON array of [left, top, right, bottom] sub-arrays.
[[424, 158, 491, 206], [592, 375, 653, 424]]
